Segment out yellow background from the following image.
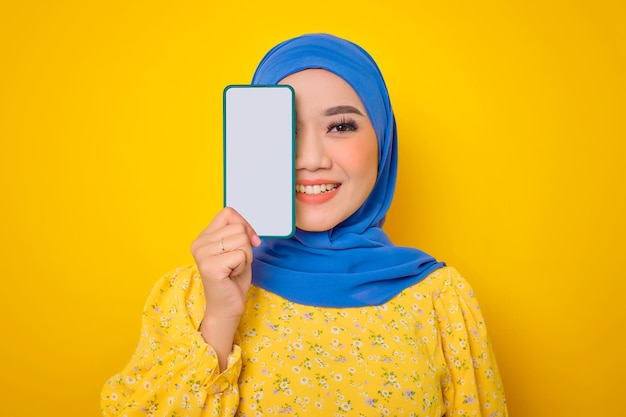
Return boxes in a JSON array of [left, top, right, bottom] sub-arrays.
[[1, 0, 624, 416]]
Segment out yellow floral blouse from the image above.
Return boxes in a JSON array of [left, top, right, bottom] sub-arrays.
[[101, 265, 507, 416]]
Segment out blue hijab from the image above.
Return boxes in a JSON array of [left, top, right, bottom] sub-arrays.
[[250, 34, 444, 307]]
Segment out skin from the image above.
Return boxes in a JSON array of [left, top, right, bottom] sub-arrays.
[[193, 69, 379, 370], [192, 207, 260, 371], [285, 69, 379, 232]]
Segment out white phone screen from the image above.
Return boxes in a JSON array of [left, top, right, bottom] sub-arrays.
[[223, 85, 295, 238]]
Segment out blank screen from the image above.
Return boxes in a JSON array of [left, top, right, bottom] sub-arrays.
[[223, 85, 295, 237]]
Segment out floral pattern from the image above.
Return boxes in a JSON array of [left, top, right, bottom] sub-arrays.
[[101, 266, 507, 416]]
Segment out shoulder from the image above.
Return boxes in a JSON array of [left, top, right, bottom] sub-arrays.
[[143, 264, 205, 326], [150, 264, 201, 293], [144, 264, 204, 303], [400, 266, 477, 303]]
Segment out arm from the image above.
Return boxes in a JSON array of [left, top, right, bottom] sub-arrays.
[[100, 266, 242, 417], [191, 207, 261, 370], [434, 268, 508, 416], [101, 208, 260, 416]]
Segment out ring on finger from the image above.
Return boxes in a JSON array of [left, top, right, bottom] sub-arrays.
[[218, 238, 225, 252]]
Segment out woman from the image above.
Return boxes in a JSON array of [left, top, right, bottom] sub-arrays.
[[101, 33, 507, 416]]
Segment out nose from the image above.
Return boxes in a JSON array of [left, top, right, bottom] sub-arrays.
[[295, 127, 332, 171]]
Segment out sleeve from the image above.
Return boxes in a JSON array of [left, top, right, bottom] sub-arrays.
[[100, 265, 242, 417], [434, 268, 508, 416]]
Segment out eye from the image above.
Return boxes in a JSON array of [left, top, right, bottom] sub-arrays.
[[327, 117, 358, 133]]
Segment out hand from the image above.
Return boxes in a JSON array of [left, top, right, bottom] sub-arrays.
[[191, 207, 261, 368], [191, 207, 261, 321]]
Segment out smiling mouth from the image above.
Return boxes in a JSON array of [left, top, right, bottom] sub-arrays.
[[296, 183, 340, 195]]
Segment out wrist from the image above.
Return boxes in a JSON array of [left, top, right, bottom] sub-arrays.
[[199, 315, 240, 371]]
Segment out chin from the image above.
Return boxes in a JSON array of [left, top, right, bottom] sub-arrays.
[[295, 223, 334, 233], [295, 205, 352, 233], [295, 216, 342, 233]]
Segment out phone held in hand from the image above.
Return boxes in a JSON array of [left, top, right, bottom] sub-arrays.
[[223, 85, 295, 238]]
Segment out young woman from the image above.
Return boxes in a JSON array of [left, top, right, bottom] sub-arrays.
[[101, 33, 507, 417]]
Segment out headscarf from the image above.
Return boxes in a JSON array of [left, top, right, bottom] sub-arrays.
[[250, 33, 444, 307]]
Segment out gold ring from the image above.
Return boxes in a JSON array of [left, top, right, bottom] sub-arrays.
[[218, 238, 225, 252]]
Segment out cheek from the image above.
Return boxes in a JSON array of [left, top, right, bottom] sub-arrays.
[[345, 135, 378, 187]]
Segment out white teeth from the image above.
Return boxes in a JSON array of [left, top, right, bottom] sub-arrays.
[[296, 183, 339, 195]]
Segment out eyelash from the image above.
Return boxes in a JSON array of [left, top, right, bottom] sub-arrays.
[[327, 117, 358, 133]]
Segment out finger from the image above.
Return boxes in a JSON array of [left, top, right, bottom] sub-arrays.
[[198, 248, 249, 281], [191, 223, 252, 257], [228, 249, 249, 277], [193, 223, 246, 250], [192, 232, 254, 266], [217, 222, 248, 241], [192, 236, 256, 264], [219, 233, 254, 257], [198, 207, 261, 247]]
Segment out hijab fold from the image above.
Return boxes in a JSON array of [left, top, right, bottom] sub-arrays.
[[250, 34, 444, 307]]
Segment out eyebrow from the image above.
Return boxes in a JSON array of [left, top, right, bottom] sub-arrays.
[[324, 105, 364, 117]]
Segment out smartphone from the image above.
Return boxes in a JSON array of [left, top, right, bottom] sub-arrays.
[[223, 85, 295, 238]]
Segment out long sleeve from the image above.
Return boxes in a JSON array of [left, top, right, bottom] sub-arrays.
[[101, 265, 242, 417], [434, 268, 508, 416]]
